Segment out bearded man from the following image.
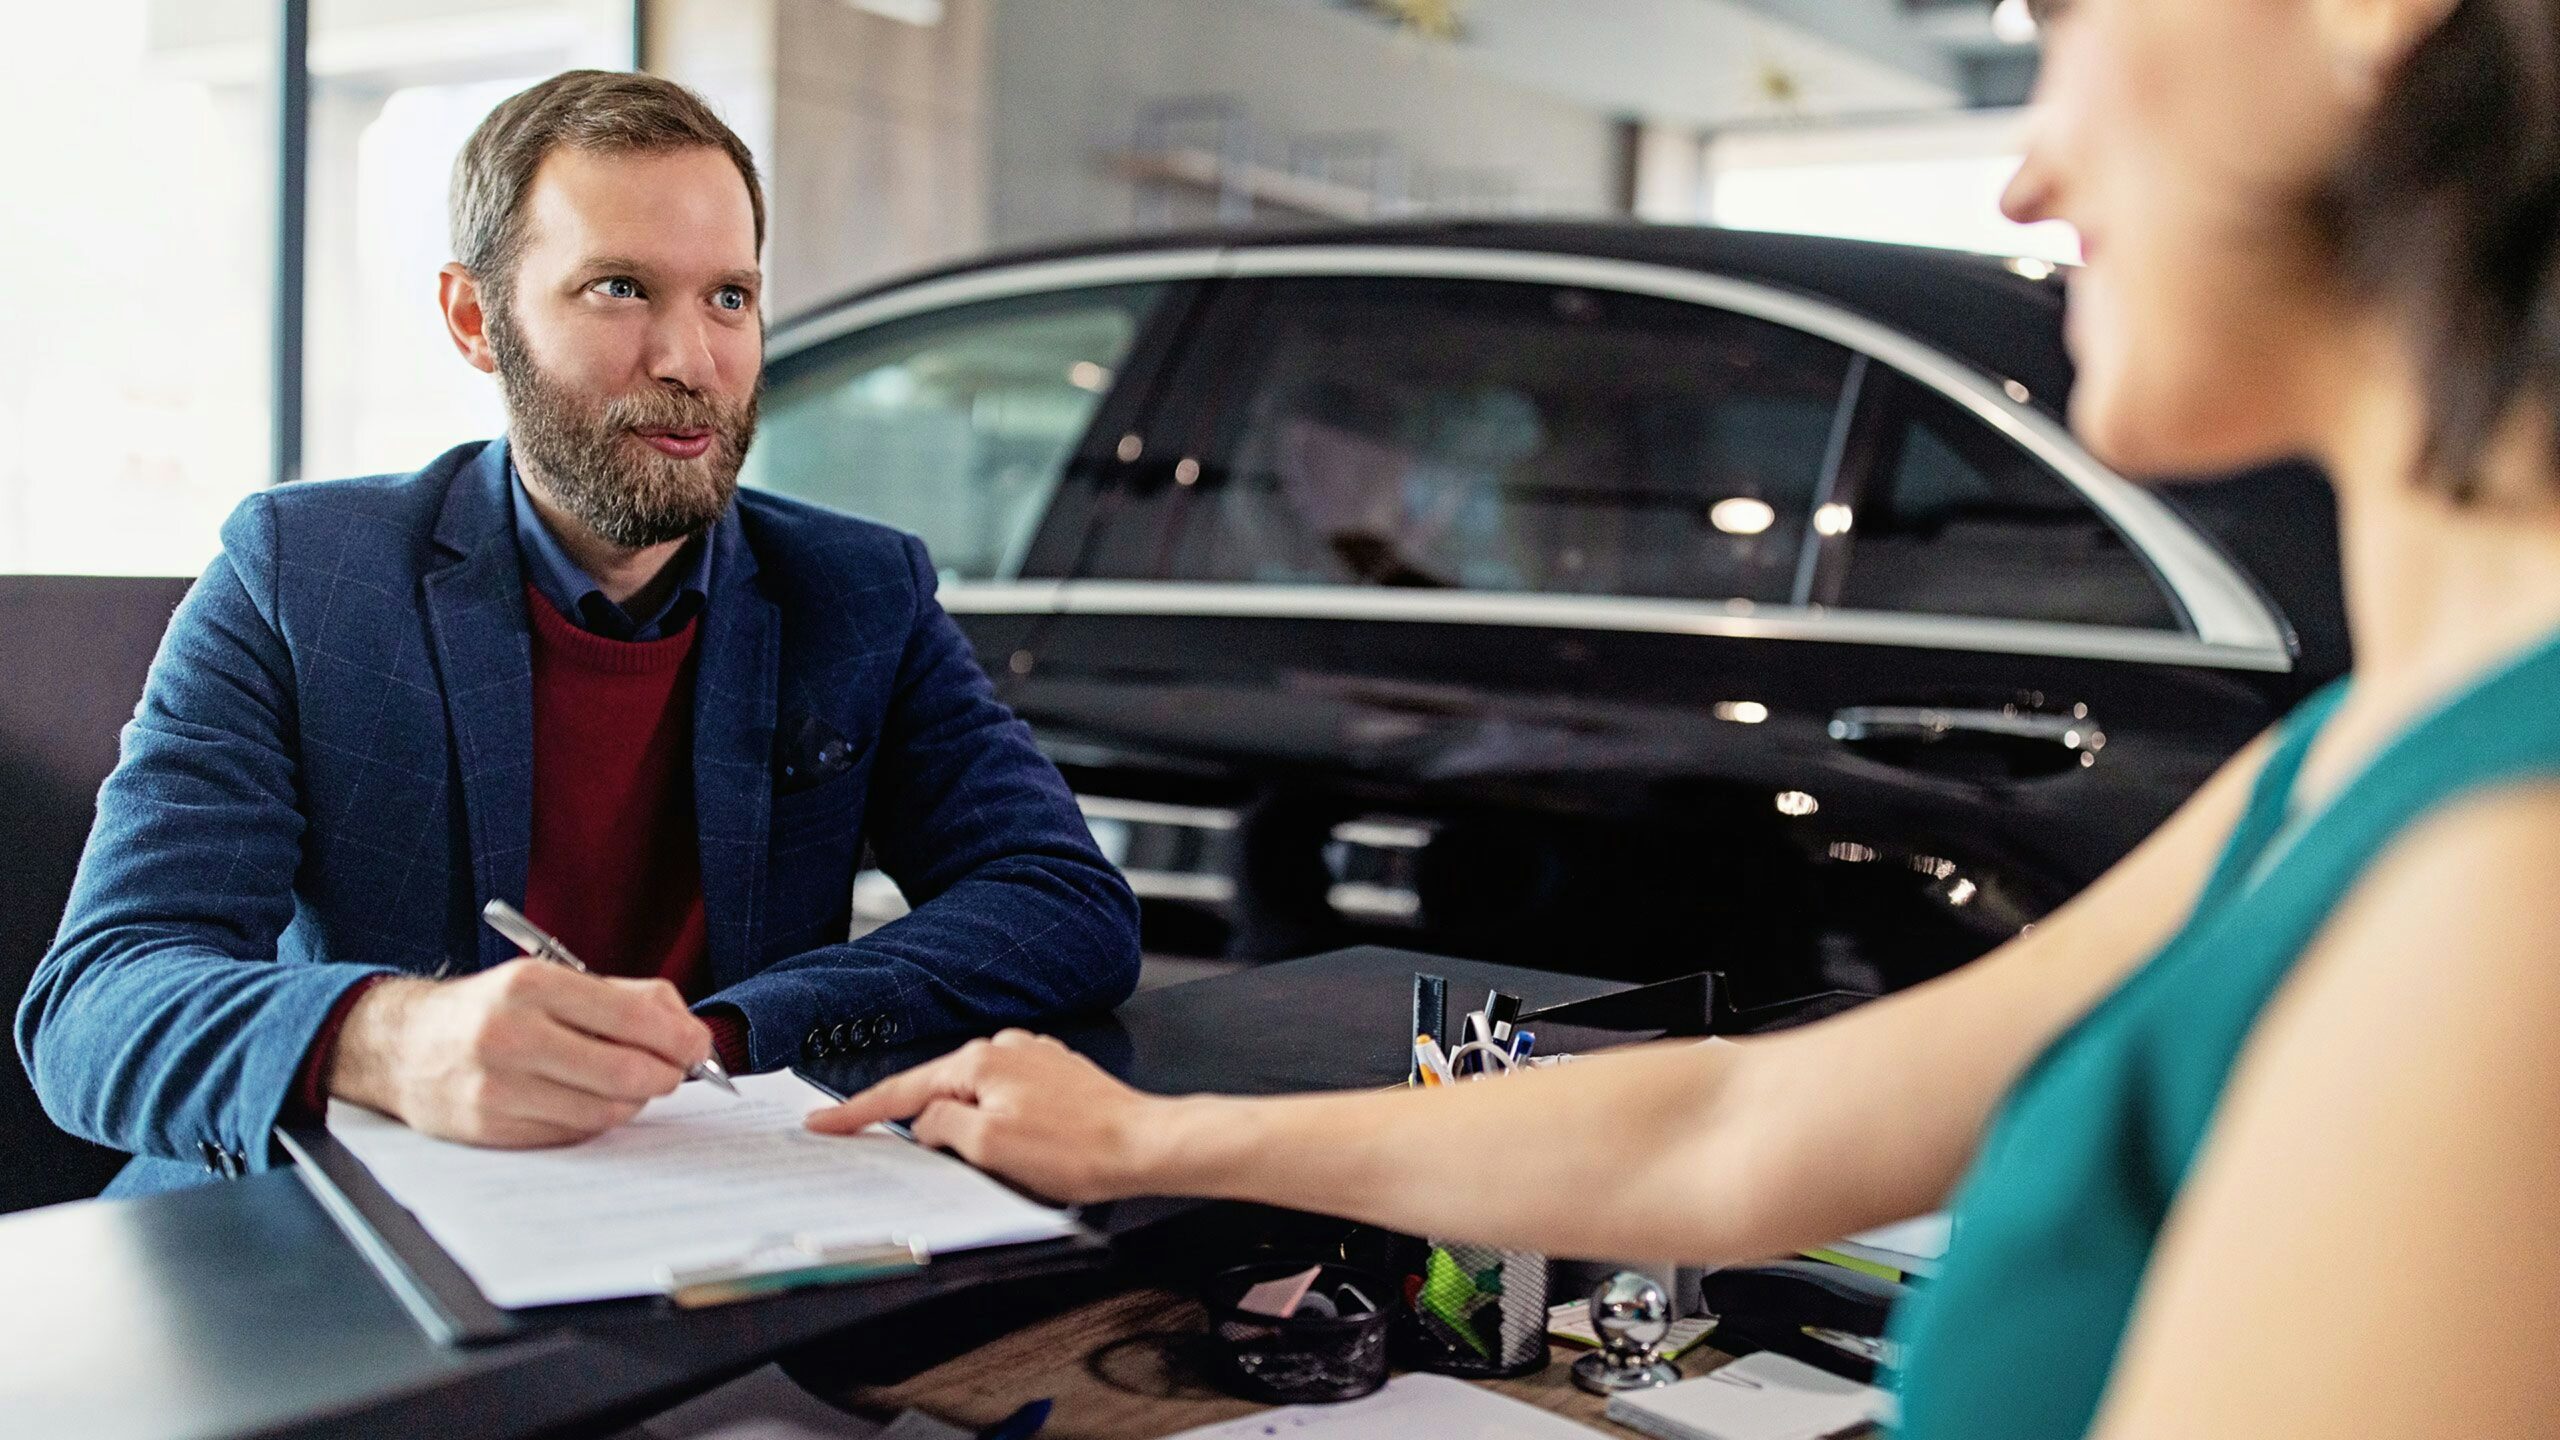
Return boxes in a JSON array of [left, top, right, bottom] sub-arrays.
[[15, 71, 1140, 1196]]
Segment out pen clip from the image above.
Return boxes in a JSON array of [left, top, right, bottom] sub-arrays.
[[480, 899, 590, 973]]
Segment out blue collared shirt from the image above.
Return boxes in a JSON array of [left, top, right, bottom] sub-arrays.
[[509, 463, 715, 641]]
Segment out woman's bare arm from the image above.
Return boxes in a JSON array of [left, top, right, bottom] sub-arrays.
[[813, 730, 2276, 1263], [2087, 784, 2560, 1439]]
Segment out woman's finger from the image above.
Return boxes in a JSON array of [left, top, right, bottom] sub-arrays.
[[805, 1041, 991, 1135], [909, 1096, 992, 1161]]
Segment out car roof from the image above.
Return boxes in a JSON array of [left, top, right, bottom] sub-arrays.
[[767, 219, 2349, 680], [777, 219, 2079, 413]]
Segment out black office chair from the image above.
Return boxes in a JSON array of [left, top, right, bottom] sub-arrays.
[[0, 574, 193, 1213]]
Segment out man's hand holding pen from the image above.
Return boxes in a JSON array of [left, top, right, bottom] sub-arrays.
[[328, 962, 715, 1148]]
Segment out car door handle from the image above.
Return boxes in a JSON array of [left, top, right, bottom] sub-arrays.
[[1828, 705, 2103, 754]]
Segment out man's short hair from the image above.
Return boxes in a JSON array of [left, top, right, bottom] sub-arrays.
[[451, 69, 765, 310]]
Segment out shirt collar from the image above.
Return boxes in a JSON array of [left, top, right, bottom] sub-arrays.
[[508, 460, 716, 642]]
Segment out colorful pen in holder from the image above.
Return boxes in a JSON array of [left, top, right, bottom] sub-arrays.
[[1397, 1239, 1551, 1379]]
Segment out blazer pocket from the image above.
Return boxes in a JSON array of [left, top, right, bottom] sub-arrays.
[[773, 711, 870, 797], [769, 767, 867, 852]]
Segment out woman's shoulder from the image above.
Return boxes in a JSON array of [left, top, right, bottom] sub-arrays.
[[2083, 776, 2560, 1440], [2313, 778, 2560, 980]]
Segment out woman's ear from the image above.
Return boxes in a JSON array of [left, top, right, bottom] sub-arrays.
[[2312, 0, 2462, 98]]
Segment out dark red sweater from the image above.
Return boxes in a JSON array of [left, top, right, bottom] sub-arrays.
[[518, 585, 711, 998], [289, 589, 742, 1116]]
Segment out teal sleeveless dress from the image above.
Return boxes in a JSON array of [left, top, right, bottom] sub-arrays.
[[1888, 627, 2560, 1439]]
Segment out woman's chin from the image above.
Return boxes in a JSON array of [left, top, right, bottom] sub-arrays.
[[2070, 377, 2300, 483]]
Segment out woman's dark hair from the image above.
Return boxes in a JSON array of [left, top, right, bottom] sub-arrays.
[[2325, 0, 2560, 500]]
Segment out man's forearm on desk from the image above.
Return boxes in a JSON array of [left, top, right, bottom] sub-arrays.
[[706, 876, 1140, 1071]]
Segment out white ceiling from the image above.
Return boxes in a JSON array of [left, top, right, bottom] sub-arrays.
[[1302, 0, 1975, 130]]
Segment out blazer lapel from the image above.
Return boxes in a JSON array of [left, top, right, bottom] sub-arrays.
[[422, 440, 535, 973], [692, 511, 778, 989]]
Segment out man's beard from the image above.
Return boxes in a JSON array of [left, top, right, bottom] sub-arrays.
[[488, 306, 759, 549]]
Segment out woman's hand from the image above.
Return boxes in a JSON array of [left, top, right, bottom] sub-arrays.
[[804, 1029, 1169, 1204]]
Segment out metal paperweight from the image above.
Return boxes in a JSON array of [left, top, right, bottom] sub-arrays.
[[1571, 1271, 1684, 1395]]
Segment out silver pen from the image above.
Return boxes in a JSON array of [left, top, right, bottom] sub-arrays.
[[480, 899, 740, 1095]]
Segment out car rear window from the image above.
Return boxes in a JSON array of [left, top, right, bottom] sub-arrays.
[[1083, 276, 1858, 606]]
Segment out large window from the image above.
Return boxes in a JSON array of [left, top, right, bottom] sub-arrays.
[[0, 2, 635, 578], [745, 285, 1164, 582], [0, 3, 277, 575], [303, 0, 636, 481], [1085, 278, 1857, 605], [1836, 376, 2181, 631]]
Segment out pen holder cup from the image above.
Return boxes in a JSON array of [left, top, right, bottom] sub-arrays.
[[1201, 1261, 1395, 1404], [1396, 1240, 1551, 1380]]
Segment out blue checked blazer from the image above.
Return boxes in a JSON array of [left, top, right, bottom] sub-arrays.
[[17, 438, 1140, 1197]]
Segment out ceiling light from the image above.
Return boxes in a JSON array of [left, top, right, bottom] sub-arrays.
[[1710, 497, 1776, 536], [846, 0, 943, 22], [1991, 0, 2039, 45]]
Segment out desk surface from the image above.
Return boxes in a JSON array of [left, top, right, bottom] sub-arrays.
[[827, 1286, 1882, 1440], [1, 948, 1636, 1440], [838, 1285, 1704, 1437]]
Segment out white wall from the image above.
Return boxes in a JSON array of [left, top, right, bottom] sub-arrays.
[[769, 0, 991, 318]]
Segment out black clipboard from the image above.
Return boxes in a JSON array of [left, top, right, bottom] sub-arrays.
[[277, 1070, 1110, 1347]]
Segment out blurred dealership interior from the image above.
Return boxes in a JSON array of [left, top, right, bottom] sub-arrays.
[[2, 0, 2071, 575], [33, 2, 2560, 1434], [4, 0, 2348, 1217]]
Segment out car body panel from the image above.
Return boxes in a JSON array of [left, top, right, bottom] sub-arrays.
[[754, 222, 2344, 990]]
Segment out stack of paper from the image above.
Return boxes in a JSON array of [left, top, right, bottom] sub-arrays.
[[1800, 1212, 1950, 1283], [1162, 1373, 1604, 1438], [1605, 1352, 1892, 1440], [326, 1070, 1079, 1308]]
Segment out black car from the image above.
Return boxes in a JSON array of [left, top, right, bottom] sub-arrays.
[[745, 220, 2344, 1001]]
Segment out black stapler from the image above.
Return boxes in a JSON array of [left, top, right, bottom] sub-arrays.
[[1698, 1258, 1907, 1383]]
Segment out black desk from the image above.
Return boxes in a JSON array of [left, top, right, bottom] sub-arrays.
[[1, 948, 1635, 1440]]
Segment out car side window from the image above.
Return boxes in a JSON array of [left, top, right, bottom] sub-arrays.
[[1084, 277, 1857, 605], [744, 284, 1164, 581], [1834, 377, 2184, 631]]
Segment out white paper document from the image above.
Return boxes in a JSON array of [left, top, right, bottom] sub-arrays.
[[326, 1070, 1078, 1308], [1845, 1213, 1948, 1259], [1606, 1352, 1891, 1440], [1161, 1373, 1604, 1439], [1824, 1212, 1951, 1278]]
